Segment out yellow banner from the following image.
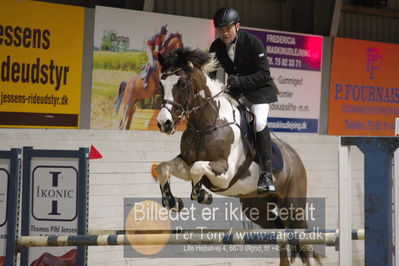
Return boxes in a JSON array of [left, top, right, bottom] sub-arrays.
[[0, 0, 84, 128]]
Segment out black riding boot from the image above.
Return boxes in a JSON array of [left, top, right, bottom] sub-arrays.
[[256, 126, 276, 193]]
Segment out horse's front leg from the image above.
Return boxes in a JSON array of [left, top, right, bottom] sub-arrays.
[[190, 159, 229, 204], [156, 155, 190, 212]]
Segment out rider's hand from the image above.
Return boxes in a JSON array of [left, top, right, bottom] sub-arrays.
[[227, 75, 244, 89], [227, 75, 244, 95]]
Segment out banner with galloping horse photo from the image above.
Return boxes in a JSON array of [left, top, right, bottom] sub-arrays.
[[91, 6, 214, 130]]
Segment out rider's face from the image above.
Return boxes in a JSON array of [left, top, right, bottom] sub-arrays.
[[217, 23, 239, 45]]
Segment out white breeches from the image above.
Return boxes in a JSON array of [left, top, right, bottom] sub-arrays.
[[239, 97, 270, 132], [251, 103, 270, 132]]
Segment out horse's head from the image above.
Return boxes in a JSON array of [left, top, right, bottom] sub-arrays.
[[156, 47, 217, 134]]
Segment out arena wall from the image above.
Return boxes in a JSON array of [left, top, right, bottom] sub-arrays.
[[0, 128, 365, 265]]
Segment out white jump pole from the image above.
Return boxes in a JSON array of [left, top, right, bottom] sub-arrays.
[[339, 139, 352, 266]]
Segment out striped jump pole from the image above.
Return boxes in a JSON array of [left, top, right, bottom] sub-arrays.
[[17, 229, 364, 248], [88, 228, 364, 237]]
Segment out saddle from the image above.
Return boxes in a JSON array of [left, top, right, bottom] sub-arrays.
[[200, 105, 284, 193], [237, 104, 284, 171]]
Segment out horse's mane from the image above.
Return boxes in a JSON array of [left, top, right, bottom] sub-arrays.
[[171, 47, 218, 74]]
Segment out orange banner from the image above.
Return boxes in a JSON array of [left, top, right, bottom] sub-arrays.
[[328, 37, 399, 136]]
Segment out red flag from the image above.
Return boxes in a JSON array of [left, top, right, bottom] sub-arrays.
[[88, 145, 103, 159]]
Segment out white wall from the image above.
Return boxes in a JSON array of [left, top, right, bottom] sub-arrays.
[[0, 128, 366, 265]]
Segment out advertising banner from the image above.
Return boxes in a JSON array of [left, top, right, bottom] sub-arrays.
[[0, 0, 84, 128], [27, 161, 79, 264], [21, 147, 88, 266], [242, 28, 323, 133], [91, 6, 214, 130], [328, 37, 399, 136]]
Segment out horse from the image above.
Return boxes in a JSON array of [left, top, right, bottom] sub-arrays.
[[115, 33, 183, 130], [154, 47, 322, 265]]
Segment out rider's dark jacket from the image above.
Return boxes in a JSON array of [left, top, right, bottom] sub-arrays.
[[210, 30, 278, 104]]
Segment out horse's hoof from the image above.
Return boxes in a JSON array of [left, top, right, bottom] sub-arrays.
[[161, 198, 170, 208], [198, 190, 213, 205], [161, 194, 180, 210], [201, 192, 213, 205], [190, 192, 197, 201], [170, 197, 184, 212]]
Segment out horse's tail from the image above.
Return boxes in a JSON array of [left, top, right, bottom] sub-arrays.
[[115, 81, 127, 114]]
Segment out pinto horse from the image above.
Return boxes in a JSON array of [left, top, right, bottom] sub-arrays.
[[115, 33, 183, 130], [155, 48, 321, 265]]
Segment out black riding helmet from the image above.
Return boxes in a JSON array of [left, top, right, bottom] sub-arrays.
[[213, 7, 240, 28]]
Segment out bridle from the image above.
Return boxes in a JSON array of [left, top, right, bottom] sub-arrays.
[[160, 65, 240, 153], [160, 67, 228, 123], [160, 67, 193, 120]]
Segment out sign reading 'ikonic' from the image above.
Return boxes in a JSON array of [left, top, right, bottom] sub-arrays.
[[32, 166, 78, 221]]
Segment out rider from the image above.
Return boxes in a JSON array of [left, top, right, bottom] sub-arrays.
[[142, 24, 168, 88], [210, 7, 278, 193]]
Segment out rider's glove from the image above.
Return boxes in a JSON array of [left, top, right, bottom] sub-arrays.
[[227, 75, 244, 95], [227, 75, 243, 88]]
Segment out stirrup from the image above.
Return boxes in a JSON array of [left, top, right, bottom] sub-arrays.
[[257, 184, 275, 193], [257, 174, 275, 193]]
